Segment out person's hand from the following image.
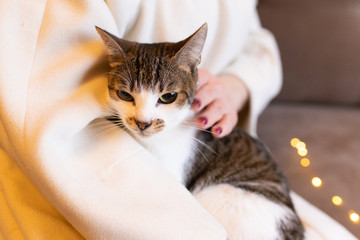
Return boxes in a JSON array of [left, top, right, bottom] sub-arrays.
[[192, 69, 249, 138]]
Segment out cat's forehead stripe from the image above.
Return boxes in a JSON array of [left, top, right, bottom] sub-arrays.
[[155, 45, 164, 90], [132, 43, 170, 92], [134, 45, 142, 90]]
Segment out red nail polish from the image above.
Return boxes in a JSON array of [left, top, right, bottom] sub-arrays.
[[193, 99, 201, 108], [198, 117, 207, 126], [216, 127, 222, 135]]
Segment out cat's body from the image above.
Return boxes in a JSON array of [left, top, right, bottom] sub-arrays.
[[96, 24, 304, 239], [187, 128, 302, 239]]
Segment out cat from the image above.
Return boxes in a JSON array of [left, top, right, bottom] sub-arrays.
[[96, 24, 304, 239]]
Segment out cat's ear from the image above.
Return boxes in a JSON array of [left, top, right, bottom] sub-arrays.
[[95, 26, 133, 67], [174, 23, 208, 70]]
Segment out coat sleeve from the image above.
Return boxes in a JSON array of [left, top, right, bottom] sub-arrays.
[[0, 0, 226, 239], [221, 8, 282, 135]]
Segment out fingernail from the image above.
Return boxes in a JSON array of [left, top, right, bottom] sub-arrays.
[[198, 117, 208, 126], [215, 127, 222, 135], [192, 99, 201, 109]]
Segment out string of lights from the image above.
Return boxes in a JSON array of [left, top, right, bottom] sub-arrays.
[[290, 138, 359, 224]]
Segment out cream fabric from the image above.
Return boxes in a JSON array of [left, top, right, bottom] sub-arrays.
[[0, 0, 356, 239]]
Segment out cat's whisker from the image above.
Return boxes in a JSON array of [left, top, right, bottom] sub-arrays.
[[182, 119, 197, 124], [88, 122, 119, 134], [114, 124, 126, 130], [102, 113, 118, 119], [105, 121, 126, 131], [180, 123, 213, 134], [88, 118, 115, 126], [87, 123, 128, 140], [191, 143, 210, 164], [100, 108, 123, 122], [180, 119, 218, 154], [86, 122, 111, 132], [181, 119, 206, 128], [85, 118, 125, 137], [101, 108, 115, 115], [191, 136, 218, 155], [100, 105, 119, 116]]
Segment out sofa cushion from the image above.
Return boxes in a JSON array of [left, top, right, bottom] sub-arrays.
[[258, 1, 360, 105], [258, 102, 360, 237]]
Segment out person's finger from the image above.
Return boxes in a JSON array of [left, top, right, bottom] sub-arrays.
[[196, 99, 229, 129], [197, 69, 212, 89], [211, 111, 238, 138], [192, 81, 223, 112]]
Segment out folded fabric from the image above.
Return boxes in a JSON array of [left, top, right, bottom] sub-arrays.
[[0, 0, 356, 239], [0, 1, 226, 239]]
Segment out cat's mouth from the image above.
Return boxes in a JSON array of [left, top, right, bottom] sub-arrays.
[[131, 125, 151, 136], [126, 118, 165, 137], [128, 127, 160, 139]]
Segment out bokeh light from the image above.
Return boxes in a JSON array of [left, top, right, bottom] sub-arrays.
[[298, 148, 308, 157], [291, 138, 300, 148], [332, 196, 343, 206], [311, 177, 322, 187], [349, 211, 359, 223], [296, 142, 306, 151], [300, 158, 310, 167]]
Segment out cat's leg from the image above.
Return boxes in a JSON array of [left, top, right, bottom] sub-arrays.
[[193, 184, 298, 240]]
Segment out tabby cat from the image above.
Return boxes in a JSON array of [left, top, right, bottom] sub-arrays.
[[96, 24, 304, 239]]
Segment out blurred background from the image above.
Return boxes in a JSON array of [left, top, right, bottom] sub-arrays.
[[256, 0, 360, 237]]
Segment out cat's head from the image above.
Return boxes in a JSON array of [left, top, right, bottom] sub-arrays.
[[96, 24, 207, 137]]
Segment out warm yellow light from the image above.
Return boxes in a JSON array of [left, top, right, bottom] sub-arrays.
[[300, 158, 310, 167], [311, 177, 322, 187], [298, 148, 308, 157], [332, 196, 343, 206], [296, 142, 306, 151], [349, 211, 359, 223], [290, 138, 300, 148]]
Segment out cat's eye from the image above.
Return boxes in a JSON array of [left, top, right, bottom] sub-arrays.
[[158, 92, 177, 104], [117, 90, 134, 101]]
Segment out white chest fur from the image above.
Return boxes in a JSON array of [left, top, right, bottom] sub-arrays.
[[137, 125, 196, 184]]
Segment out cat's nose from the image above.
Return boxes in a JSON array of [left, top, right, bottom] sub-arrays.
[[135, 119, 152, 130]]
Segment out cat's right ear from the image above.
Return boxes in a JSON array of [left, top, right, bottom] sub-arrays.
[[95, 26, 132, 67], [173, 23, 208, 71]]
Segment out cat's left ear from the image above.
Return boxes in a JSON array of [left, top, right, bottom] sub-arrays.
[[174, 23, 208, 70], [95, 26, 133, 67]]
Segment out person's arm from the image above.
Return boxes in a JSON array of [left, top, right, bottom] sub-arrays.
[[220, 9, 282, 135], [0, 1, 227, 239]]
